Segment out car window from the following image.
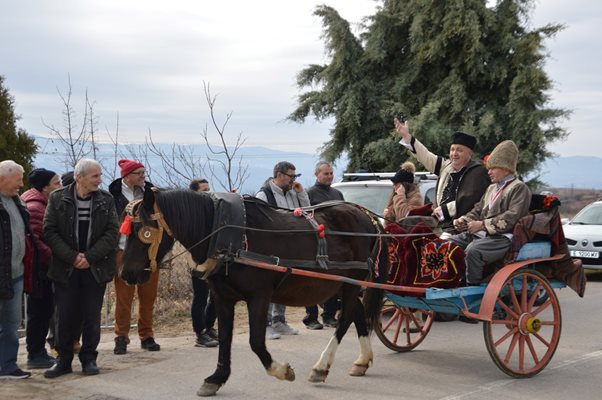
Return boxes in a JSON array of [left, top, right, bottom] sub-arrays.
[[424, 187, 435, 205], [336, 185, 391, 215], [572, 203, 602, 225]]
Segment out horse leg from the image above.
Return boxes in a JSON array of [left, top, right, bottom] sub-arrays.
[[348, 297, 373, 377], [247, 296, 295, 382], [197, 297, 235, 397], [309, 286, 357, 383]]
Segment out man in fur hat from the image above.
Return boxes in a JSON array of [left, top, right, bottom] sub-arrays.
[[394, 119, 490, 229], [451, 140, 531, 289]]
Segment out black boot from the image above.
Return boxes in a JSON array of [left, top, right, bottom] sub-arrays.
[[81, 359, 99, 375], [44, 360, 73, 379]]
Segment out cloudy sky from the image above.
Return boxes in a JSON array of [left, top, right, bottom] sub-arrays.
[[1, 0, 600, 159]]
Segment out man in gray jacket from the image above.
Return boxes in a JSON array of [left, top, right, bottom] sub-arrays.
[[43, 159, 119, 378], [256, 161, 310, 339]]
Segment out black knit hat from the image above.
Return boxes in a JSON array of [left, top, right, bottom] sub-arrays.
[[390, 168, 414, 184], [451, 131, 477, 150], [28, 168, 57, 191]]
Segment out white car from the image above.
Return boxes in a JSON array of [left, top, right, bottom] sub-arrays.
[[332, 172, 437, 216], [563, 200, 602, 270]]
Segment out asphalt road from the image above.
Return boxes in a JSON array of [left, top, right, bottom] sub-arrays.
[[3, 276, 602, 400]]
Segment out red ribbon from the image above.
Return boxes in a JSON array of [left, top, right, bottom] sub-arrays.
[[119, 215, 132, 236]]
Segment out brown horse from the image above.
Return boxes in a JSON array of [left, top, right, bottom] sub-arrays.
[[120, 188, 388, 397]]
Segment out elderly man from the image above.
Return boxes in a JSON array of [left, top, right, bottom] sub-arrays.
[[451, 140, 531, 288], [0, 160, 34, 379], [44, 159, 119, 378], [21, 168, 61, 369], [303, 161, 343, 330], [256, 161, 310, 339], [109, 159, 159, 355], [394, 119, 490, 228]]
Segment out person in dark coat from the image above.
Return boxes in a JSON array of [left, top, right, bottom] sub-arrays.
[[188, 179, 218, 348], [303, 161, 344, 330], [21, 168, 61, 369], [108, 159, 159, 355], [43, 159, 119, 378], [394, 118, 490, 231], [0, 160, 35, 380]]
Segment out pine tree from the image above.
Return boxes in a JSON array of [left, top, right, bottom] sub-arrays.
[[289, 0, 569, 175], [0, 76, 37, 171]]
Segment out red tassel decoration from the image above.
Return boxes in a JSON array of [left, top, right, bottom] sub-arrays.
[[119, 215, 132, 236]]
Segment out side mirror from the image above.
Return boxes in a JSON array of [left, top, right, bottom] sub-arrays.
[[561, 218, 569, 225]]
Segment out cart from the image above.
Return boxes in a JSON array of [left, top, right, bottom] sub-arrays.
[[374, 246, 567, 378]]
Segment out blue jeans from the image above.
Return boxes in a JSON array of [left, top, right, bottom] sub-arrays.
[[0, 276, 23, 375], [267, 303, 286, 325]]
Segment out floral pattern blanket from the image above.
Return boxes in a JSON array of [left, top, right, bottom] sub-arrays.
[[385, 222, 465, 290]]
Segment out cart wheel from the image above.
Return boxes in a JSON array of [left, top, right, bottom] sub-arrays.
[[483, 269, 561, 378], [375, 297, 434, 352]]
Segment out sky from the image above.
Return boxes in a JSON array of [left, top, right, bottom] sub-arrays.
[[1, 0, 601, 160]]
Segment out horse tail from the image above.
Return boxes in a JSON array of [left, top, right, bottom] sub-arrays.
[[363, 234, 389, 333]]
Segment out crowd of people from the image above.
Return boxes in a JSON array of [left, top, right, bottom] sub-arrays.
[[0, 118, 533, 379]]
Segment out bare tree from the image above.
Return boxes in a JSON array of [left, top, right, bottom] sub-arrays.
[[201, 81, 249, 192], [138, 82, 249, 191], [42, 75, 93, 169]]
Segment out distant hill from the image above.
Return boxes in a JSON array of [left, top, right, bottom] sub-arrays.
[[32, 136, 334, 194], [32, 136, 602, 192], [530, 156, 602, 189]]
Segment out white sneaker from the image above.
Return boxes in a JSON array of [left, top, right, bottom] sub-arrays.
[[266, 326, 281, 340], [271, 321, 299, 335]]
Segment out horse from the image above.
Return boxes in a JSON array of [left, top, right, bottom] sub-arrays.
[[120, 188, 388, 397]]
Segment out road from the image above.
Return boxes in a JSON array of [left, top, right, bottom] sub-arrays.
[[3, 277, 602, 400]]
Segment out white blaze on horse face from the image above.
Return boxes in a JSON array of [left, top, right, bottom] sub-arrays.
[[313, 336, 339, 373]]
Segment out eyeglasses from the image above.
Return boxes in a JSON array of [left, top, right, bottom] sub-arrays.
[[129, 171, 146, 176], [282, 172, 301, 180]]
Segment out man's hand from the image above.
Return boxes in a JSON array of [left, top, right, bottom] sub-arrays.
[[394, 118, 411, 143], [292, 182, 304, 193], [453, 217, 468, 232], [467, 220, 485, 235], [73, 253, 90, 269]]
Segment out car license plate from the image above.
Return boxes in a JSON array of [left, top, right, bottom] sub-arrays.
[[570, 250, 600, 258]]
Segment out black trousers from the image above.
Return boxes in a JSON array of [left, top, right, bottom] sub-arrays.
[[25, 278, 54, 356], [191, 276, 216, 334], [53, 269, 106, 364], [304, 296, 339, 324]]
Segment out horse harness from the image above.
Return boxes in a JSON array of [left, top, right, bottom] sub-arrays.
[[123, 191, 174, 273]]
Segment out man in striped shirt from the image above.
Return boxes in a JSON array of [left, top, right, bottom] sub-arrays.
[[43, 159, 119, 378]]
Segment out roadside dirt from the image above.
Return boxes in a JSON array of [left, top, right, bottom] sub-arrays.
[[0, 305, 309, 400]]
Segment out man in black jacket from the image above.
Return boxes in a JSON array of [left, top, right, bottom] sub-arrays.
[[108, 159, 159, 355], [303, 161, 343, 329], [43, 159, 119, 378], [0, 160, 34, 380], [394, 118, 490, 230]]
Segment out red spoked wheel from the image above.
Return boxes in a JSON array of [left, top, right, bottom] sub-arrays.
[[375, 297, 434, 352], [483, 269, 561, 378]]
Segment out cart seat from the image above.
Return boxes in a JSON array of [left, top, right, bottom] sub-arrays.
[[515, 241, 551, 261]]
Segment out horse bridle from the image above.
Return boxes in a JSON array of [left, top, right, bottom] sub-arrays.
[[124, 190, 174, 272]]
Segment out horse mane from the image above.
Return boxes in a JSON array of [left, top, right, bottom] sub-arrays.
[[150, 189, 215, 260]]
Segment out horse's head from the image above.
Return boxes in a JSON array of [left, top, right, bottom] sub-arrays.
[[120, 187, 176, 285]]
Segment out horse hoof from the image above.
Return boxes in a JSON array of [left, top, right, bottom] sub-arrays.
[[197, 382, 221, 397], [284, 364, 295, 381], [348, 364, 368, 377], [308, 369, 329, 383]]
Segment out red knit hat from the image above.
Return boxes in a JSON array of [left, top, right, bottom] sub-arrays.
[[118, 159, 145, 178]]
